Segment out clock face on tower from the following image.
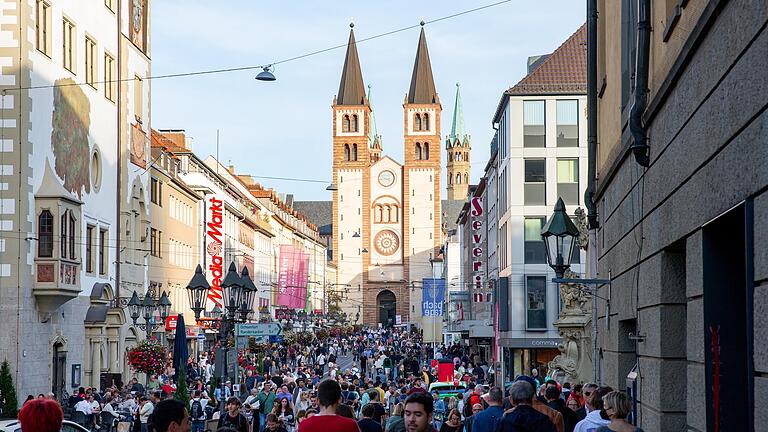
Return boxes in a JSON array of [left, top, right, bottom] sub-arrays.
[[374, 230, 400, 256], [378, 170, 395, 188]]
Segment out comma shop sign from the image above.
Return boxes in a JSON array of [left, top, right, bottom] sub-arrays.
[[498, 338, 562, 348]]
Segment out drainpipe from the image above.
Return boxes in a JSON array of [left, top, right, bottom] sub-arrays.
[[629, 0, 652, 167], [585, 0, 601, 383], [585, 0, 599, 230], [115, 0, 122, 302]]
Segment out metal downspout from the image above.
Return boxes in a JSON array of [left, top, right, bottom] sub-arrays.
[[629, 0, 652, 167]]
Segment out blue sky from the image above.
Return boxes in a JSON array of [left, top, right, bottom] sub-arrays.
[[151, 1, 586, 201]]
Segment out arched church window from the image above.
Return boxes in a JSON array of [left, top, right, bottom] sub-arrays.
[[352, 144, 358, 161], [424, 143, 429, 160], [38, 210, 53, 257], [448, 153, 453, 162], [464, 173, 469, 184], [393, 205, 399, 223], [465, 152, 469, 161], [415, 114, 422, 131], [343, 115, 350, 132], [352, 114, 359, 132], [456, 173, 461, 184], [344, 144, 350, 161], [415, 143, 422, 160], [448, 175, 452, 185], [423, 113, 430, 131], [383, 205, 391, 223], [375, 206, 382, 223]]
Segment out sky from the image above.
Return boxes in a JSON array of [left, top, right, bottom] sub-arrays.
[[151, 1, 586, 201]]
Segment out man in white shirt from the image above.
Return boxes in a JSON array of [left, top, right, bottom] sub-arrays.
[[74, 395, 94, 416]]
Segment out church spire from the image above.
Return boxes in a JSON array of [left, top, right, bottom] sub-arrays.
[[449, 83, 466, 141], [337, 25, 367, 106], [407, 26, 438, 104]]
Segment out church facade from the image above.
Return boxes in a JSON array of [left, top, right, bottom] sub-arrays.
[[331, 26, 447, 335]]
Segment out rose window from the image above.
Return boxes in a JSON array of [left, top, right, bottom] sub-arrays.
[[374, 230, 400, 256]]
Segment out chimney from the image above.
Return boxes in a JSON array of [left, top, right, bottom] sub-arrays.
[[228, 160, 235, 175], [157, 129, 188, 150], [286, 194, 294, 208]]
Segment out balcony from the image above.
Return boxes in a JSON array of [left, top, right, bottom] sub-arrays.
[[34, 258, 81, 312]]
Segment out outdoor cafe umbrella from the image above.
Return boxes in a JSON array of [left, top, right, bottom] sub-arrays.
[[172, 313, 189, 377]]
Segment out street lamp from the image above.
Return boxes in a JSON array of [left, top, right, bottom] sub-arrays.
[[221, 262, 244, 322], [543, 197, 611, 383], [255, 65, 277, 81], [186, 264, 211, 322], [541, 198, 580, 278], [239, 266, 258, 322]]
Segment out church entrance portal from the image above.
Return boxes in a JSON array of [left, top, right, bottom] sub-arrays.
[[377, 290, 396, 327]]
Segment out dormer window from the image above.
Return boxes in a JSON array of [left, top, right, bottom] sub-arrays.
[[38, 210, 53, 258], [343, 115, 351, 132]]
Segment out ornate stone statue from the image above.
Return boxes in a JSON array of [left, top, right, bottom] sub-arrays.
[[549, 267, 593, 383], [573, 207, 589, 250]]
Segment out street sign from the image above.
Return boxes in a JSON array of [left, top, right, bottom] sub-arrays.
[[235, 323, 282, 337]]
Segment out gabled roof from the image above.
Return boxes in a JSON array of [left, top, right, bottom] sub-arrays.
[[337, 27, 368, 106], [506, 24, 586, 96], [407, 27, 438, 104]]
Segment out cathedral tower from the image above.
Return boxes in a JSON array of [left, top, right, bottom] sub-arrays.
[[332, 25, 372, 306], [446, 83, 471, 200], [402, 26, 442, 336]]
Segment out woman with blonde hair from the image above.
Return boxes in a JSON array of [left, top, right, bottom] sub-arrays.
[[438, 408, 462, 432], [596, 391, 644, 432], [385, 402, 405, 432]]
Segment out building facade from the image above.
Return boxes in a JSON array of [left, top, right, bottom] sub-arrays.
[[494, 25, 588, 382], [331, 26, 443, 334], [0, 0, 152, 398], [593, 1, 767, 430]]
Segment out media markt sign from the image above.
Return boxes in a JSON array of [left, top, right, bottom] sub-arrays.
[[235, 323, 282, 337]]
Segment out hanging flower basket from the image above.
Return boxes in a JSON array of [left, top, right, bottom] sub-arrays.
[[127, 340, 168, 377]]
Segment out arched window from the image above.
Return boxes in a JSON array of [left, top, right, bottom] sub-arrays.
[[375, 206, 382, 223], [464, 173, 469, 184], [448, 153, 453, 162], [352, 144, 358, 161], [383, 205, 391, 223], [415, 113, 422, 131], [465, 152, 469, 161], [344, 144, 350, 161], [352, 114, 359, 132], [456, 173, 462, 184], [415, 143, 422, 160], [448, 175, 452, 185], [456, 152, 461, 161], [392, 205, 399, 222], [38, 210, 53, 257], [423, 113, 430, 131], [424, 143, 429, 160], [342, 115, 350, 132]]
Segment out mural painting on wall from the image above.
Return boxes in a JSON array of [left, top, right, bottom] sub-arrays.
[[129, 0, 148, 52], [130, 123, 147, 168], [51, 78, 91, 198]]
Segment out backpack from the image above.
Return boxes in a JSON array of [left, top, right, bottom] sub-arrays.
[[190, 399, 203, 420], [204, 404, 215, 420]]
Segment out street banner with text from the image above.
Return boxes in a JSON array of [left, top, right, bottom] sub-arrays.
[[277, 245, 309, 308], [422, 278, 446, 317]]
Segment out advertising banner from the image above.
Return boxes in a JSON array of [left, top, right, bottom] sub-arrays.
[[277, 245, 309, 308], [206, 196, 224, 307], [422, 278, 446, 317]]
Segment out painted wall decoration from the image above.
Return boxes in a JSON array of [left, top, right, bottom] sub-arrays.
[[130, 123, 147, 168], [51, 78, 91, 198], [129, 0, 148, 52]]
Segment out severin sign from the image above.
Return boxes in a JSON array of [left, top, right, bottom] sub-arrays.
[[206, 196, 224, 307], [470, 197, 487, 302]]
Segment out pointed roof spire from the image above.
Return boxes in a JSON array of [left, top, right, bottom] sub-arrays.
[[367, 84, 380, 148], [407, 26, 438, 104], [449, 83, 466, 141], [337, 24, 367, 106]]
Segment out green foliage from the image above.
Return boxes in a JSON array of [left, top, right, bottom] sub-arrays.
[[0, 360, 19, 418], [174, 366, 190, 407]]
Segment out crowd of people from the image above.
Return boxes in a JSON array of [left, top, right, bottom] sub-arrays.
[[11, 326, 641, 432]]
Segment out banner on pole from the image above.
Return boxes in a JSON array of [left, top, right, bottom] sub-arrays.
[[422, 278, 446, 317], [277, 245, 309, 308]]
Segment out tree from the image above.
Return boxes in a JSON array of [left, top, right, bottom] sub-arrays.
[[0, 360, 19, 418], [174, 366, 190, 407]]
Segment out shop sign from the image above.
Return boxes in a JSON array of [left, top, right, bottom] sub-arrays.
[[470, 197, 491, 303], [499, 338, 562, 348], [206, 196, 224, 307]]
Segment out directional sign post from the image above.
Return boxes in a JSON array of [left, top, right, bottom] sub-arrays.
[[235, 323, 283, 338]]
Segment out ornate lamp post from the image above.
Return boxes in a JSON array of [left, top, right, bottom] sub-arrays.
[[239, 267, 258, 323], [127, 289, 172, 341], [542, 198, 581, 278], [186, 264, 211, 322]]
